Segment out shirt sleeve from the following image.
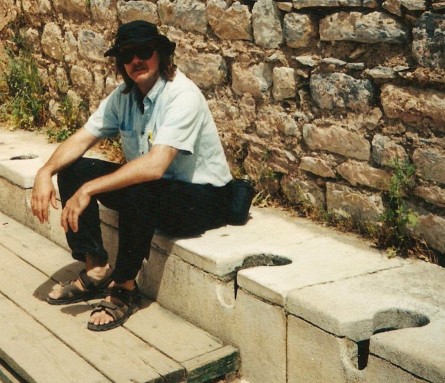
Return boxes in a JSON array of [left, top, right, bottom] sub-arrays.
[[84, 87, 121, 138], [153, 89, 204, 154]]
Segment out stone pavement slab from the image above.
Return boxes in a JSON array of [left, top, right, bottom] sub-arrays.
[[287, 262, 445, 340], [152, 207, 320, 277], [236, 226, 404, 306]]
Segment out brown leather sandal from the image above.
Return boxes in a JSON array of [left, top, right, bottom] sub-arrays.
[[87, 283, 141, 331], [47, 269, 113, 305]]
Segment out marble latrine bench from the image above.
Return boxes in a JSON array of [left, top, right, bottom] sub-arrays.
[[1, 128, 444, 383]]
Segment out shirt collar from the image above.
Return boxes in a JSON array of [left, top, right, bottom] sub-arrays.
[[146, 76, 167, 104], [131, 76, 167, 106]]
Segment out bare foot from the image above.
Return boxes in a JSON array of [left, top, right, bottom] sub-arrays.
[[89, 280, 136, 326], [48, 264, 112, 300]]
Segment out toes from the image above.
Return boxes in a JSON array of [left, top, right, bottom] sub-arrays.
[[98, 314, 113, 325], [101, 316, 111, 325], [52, 284, 62, 292], [102, 313, 113, 325], [89, 310, 113, 326], [48, 284, 63, 299], [89, 312, 98, 324], [48, 291, 58, 299], [90, 312, 101, 325]]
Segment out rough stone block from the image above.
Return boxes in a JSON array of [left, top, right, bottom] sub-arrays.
[[320, 11, 408, 43], [381, 84, 445, 132], [413, 12, 445, 68], [303, 123, 371, 160], [366, 355, 428, 383], [140, 248, 287, 383], [288, 315, 363, 382], [286, 262, 445, 382], [231, 290, 287, 383], [140, 246, 237, 339], [0, 177, 28, 225]]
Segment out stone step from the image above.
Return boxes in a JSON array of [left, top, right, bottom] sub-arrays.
[[0, 212, 239, 383]]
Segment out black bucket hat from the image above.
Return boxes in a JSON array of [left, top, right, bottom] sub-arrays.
[[104, 20, 176, 57]]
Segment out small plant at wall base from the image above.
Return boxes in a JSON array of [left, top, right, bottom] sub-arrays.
[[47, 96, 87, 143], [5, 50, 48, 130], [376, 160, 419, 257]]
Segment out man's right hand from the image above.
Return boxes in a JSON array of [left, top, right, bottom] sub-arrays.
[[31, 169, 59, 223]]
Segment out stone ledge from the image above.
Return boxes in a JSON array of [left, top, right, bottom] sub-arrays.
[[287, 262, 445, 382], [1, 127, 444, 383]]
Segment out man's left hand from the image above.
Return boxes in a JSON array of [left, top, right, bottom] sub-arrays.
[[61, 187, 91, 233]]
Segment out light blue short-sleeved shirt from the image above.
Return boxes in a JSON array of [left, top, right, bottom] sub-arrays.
[[84, 70, 233, 187]]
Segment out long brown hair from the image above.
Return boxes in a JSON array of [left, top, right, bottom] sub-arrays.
[[116, 47, 176, 94]]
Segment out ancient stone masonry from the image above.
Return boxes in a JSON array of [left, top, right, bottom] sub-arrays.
[[0, 0, 444, 254]]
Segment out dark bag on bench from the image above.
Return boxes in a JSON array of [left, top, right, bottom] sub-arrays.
[[228, 178, 255, 225]]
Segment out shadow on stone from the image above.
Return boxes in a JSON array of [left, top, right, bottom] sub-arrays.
[[61, 303, 92, 317], [33, 261, 85, 301]]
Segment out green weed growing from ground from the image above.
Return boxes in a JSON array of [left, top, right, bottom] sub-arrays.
[[47, 95, 87, 142], [377, 160, 419, 256], [5, 50, 48, 130], [3, 29, 86, 141], [282, 159, 440, 262]]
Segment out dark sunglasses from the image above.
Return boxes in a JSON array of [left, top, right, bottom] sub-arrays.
[[119, 46, 155, 64]]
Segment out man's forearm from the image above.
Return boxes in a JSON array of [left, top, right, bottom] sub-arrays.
[[39, 128, 100, 176], [81, 144, 178, 197]]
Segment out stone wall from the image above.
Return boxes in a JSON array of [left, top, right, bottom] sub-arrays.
[[0, 0, 444, 255]]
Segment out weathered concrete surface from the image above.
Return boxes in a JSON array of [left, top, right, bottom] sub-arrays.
[[0, 129, 57, 188], [287, 262, 445, 382], [370, 319, 445, 383], [287, 262, 445, 340], [237, 229, 402, 306], [287, 315, 363, 383]]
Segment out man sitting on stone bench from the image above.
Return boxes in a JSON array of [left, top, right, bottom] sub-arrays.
[[31, 20, 233, 331]]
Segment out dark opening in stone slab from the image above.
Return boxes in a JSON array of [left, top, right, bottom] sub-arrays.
[[10, 154, 38, 160], [357, 308, 430, 370]]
